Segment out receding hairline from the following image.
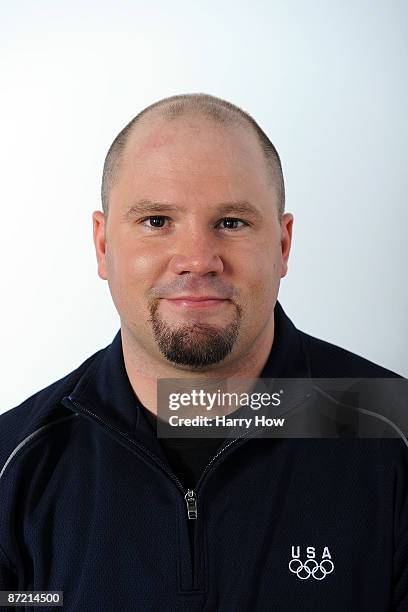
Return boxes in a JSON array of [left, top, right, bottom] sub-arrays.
[[101, 93, 285, 220]]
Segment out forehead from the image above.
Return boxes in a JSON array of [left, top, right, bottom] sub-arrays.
[[124, 113, 267, 175], [109, 113, 275, 211]]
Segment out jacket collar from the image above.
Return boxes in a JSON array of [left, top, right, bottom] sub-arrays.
[[64, 300, 311, 448]]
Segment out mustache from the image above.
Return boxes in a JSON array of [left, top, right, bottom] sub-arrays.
[[148, 275, 238, 301]]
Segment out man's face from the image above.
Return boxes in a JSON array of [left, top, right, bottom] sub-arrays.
[[93, 115, 293, 370]]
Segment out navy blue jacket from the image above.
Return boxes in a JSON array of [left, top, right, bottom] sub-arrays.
[[1, 301, 407, 611]]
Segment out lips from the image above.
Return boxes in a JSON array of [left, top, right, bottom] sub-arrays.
[[166, 296, 227, 301], [163, 296, 229, 309]]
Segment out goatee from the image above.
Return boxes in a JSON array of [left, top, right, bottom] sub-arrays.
[[149, 301, 241, 368]]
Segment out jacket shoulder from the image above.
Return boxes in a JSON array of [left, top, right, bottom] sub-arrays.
[[0, 345, 105, 473], [299, 330, 402, 378]]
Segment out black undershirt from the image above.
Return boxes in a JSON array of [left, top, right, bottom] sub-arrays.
[[139, 402, 225, 490]]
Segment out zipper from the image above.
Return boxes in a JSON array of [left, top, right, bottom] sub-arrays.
[[182, 424, 256, 519], [184, 489, 198, 519], [180, 432, 256, 591], [180, 433, 256, 590]]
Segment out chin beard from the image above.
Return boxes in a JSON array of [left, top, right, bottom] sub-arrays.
[[149, 302, 241, 368]]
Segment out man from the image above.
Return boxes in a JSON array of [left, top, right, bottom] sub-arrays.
[[0, 93, 407, 611]]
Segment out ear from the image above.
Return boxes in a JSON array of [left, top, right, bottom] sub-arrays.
[[280, 213, 294, 278], [92, 211, 108, 280]]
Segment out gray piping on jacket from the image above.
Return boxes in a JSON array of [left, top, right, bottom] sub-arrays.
[[315, 386, 408, 449], [0, 413, 79, 482]]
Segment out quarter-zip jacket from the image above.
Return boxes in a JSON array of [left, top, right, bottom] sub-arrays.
[[1, 301, 407, 611]]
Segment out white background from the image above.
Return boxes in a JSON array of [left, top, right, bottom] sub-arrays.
[[1, 0, 407, 413]]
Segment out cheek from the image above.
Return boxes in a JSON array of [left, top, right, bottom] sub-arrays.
[[238, 244, 280, 295], [107, 238, 163, 281], [235, 252, 280, 332], [246, 264, 279, 304], [105, 243, 163, 315]]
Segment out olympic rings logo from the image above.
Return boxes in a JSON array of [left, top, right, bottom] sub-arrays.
[[288, 557, 334, 580]]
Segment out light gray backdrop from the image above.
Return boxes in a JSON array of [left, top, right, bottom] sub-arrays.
[[1, 0, 407, 413]]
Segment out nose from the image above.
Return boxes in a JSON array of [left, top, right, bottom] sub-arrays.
[[168, 230, 224, 276]]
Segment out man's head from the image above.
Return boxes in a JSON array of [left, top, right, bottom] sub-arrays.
[[93, 93, 293, 371]]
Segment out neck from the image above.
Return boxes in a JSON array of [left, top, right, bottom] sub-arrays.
[[120, 314, 275, 416]]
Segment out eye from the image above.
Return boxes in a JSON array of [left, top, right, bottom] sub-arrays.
[[140, 216, 170, 229], [216, 218, 247, 230], [138, 216, 249, 231]]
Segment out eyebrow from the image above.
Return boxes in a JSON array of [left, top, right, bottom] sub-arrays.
[[123, 199, 263, 222]]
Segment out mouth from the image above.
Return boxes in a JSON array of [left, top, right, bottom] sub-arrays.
[[162, 297, 230, 309]]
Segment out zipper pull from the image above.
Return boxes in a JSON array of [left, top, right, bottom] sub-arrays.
[[184, 489, 198, 520]]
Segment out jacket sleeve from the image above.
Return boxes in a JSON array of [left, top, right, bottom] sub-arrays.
[[0, 547, 17, 587], [392, 441, 408, 610], [0, 545, 18, 612]]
